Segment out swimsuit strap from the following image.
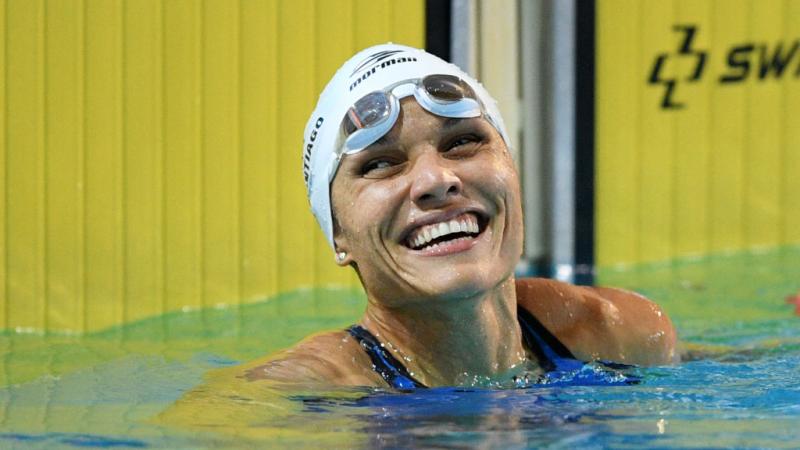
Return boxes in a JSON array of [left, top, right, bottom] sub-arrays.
[[347, 325, 425, 390], [349, 307, 582, 389], [516, 306, 584, 373]]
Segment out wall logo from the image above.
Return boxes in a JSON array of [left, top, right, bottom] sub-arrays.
[[648, 25, 707, 109], [648, 25, 800, 110]]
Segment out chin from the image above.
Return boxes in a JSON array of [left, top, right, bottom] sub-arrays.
[[418, 264, 510, 302]]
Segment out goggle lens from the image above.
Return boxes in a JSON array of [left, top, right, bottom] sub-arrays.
[[422, 75, 476, 102], [344, 91, 392, 134]]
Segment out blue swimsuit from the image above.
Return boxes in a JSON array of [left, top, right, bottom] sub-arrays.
[[347, 306, 637, 390]]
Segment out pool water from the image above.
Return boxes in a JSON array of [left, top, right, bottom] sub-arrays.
[[1, 246, 799, 448]]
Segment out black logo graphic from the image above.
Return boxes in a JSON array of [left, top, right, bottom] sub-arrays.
[[303, 117, 324, 187], [347, 50, 418, 92], [350, 50, 404, 77], [648, 25, 708, 109], [648, 25, 800, 110]]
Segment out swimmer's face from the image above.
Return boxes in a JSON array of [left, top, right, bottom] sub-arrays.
[[330, 98, 524, 306]]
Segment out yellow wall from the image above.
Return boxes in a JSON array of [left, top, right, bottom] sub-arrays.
[[597, 0, 800, 267], [0, 0, 425, 333]]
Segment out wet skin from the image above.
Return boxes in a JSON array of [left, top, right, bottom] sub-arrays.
[[243, 99, 678, 387]]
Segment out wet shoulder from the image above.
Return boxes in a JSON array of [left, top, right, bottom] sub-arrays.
[[242, 329, 384, 387], [515, 277, 587, 321], [515, 277, 677, 365]]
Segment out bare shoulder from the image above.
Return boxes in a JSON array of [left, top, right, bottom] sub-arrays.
[[241, 329, 384, 387], [515, 277, 677, 366], [156, 329, 387, 428]]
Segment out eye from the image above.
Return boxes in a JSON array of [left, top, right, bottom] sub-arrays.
[[360, 157, 403, 178], [444, 134, 483, 154]]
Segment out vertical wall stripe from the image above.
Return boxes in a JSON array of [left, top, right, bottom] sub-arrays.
[[673, 0, 711, 258], [785, 0, 800, 244], [240, 0, 277, 302], [122, 0, 163, 323], [79, 0, 87, 332], [596, 0, 640, 266], [84, 0, 124, 330], [393, 0, 425, 47], [117, 0, 126, 329], [0, 0, 6, 330], [746, 0, 782, 248], [6, 0, 46, 330], [236, 0, 244, 311], [76, 0, 86, 332], [45, 0, 80, 330], [202, 0, 240, 308], [637, 0, 675, 263], [40, 0, 48, 331], [777, 0, 788, 245], [158, 0, 167, 320], [196, 0, 205, 311], [574, 0, 596, 284], [424, 0, 450, 60], [154, 0, 165, 319], [277, 0, 315, 295], [709, 0, 747, 253], [355, 0, 392, 49], [163, 0, 202, 315]]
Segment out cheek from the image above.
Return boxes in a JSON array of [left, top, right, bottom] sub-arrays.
[[471, 157, 522, 204], [330, 180, 357, 240], [332, 180, 402, 242]]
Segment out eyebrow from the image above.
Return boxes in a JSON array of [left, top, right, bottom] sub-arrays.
[[373, 132, 397, 147], [442, 117, 470, 129]]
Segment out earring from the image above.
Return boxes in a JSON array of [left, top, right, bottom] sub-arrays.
[[335, 251, 347, 263]]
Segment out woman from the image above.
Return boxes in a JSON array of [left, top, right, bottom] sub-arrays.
[[250, 44, 677, 388]]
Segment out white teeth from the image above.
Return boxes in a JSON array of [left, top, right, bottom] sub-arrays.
[[407, 213, 482, 250], [437, 222, 448, 237]]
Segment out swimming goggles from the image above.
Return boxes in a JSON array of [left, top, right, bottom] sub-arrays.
[[340, 74, 484, 155]]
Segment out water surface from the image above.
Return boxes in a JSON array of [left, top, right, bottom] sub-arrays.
[[1, 247, 799, 448]]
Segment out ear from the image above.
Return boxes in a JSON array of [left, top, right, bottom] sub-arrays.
[[333, 234, 353, 267], [331, 207, 353, 266], [333, 248, 353, 267]]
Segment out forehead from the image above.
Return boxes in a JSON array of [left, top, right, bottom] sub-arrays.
[[394, 97, 442, 130], [371, 98, 491, 148]]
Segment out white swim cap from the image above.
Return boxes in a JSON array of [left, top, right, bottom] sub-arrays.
[[302, 43, 510, 249]]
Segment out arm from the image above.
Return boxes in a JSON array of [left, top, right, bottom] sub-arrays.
[[155, 331, 381, 428], [516, 278, 677, 366], [242, 330, 384, 387]]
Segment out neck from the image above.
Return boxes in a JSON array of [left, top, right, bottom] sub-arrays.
[[360, 276, 527, 386]]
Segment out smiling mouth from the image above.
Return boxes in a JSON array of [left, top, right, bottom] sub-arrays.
[[405, 212, 488, 251]]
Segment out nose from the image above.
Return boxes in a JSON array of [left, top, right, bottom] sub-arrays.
[[408, 151, 463, 208]]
